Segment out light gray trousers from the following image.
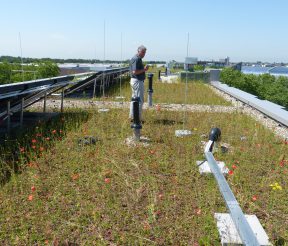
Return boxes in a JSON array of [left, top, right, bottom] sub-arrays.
[[129, 78, 144, 119]]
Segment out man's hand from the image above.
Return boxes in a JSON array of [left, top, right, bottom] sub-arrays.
[[144, 65, 149, 71]]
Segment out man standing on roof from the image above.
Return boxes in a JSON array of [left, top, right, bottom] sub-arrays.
[[129, 45, 149, 121]]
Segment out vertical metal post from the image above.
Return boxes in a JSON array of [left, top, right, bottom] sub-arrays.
[[7, 101, 11, 133], [119, 71, 122, 96], [61, 88, 64, 113], [131, 97, 142, 141], [93, 78, 97, 98], [102, 73, 105, 97], [147, 73, 154, 107], [20, 98, 24, 126], [43, 92, 47, 113], [158, 70, 161, 80]]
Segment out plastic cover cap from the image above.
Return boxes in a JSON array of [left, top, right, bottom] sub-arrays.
[[209, 128, 221, 141]]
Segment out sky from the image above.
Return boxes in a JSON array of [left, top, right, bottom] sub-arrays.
[[1, 0, 288, 63]]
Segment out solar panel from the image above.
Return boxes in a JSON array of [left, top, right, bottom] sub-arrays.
[[0, 67, 129, 130], [64, 67, 129, 95], [0, 75, 75, 121]]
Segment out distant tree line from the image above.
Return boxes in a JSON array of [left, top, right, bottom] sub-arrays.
[[0, 56, 167, 85], [0, 61, 60, 85], [0, 56, 166, 65], [220, 67, 288, 108]]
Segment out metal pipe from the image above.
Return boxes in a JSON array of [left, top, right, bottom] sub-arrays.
[[147, 73, 154, 107], [130, 97, 142, 141], [93, 78, 96, 98], [102, 73, 105, 97], [204, 128, 260, 246], [158, 70, 161, 80]]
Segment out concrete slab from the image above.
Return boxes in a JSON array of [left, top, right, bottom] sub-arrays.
[[98, 108, 110, 113], [214, 213, 271, 245], [175, 129, 192, 137], [196, 160, 229, 174]]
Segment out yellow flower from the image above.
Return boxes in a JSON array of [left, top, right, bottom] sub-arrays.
[[269, 182, 283, 190]]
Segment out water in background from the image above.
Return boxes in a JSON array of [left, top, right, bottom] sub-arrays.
[[242, 66, 288, 77]]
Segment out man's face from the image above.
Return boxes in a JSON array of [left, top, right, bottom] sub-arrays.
[[138, 49, 146, 58]]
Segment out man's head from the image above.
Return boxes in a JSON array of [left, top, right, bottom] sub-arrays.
[[137, 45, 147, 58]]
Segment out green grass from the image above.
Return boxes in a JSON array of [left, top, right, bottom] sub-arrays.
[[90, 77, 231, 106], [0, 108, 287, 245]]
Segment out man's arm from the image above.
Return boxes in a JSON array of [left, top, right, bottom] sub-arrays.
[[132, 65, 149, 75]]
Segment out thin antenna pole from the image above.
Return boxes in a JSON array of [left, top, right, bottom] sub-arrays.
[[95, 47, 97, 64], [102, 20, 106, 97], [93, 44, 97, 98], [183, 32, 189, 129], [19, 32, 24, 82], [120, 32, 123, 97], [104, 20, 106, 62]]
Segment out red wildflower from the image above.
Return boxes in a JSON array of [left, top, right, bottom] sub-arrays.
[[20, 147, 25, 153], [104, 178, 111, 184], [31, 186, 36, 192], [31, 145, 36, 149], [228, 170, 234, 175], [52, 130, 57, 134], [252, 195, 257, 201], [155, 210, 161, 217], [71, 173, 80, 180], [39, 147, 44, 152], [28, 194, 33, 201], [31, 139, 37, 143], [36, 133, 42, 137], [143, 221, 151, 230], [45, 137, 50, 141], [232, 164, 237, 169]]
